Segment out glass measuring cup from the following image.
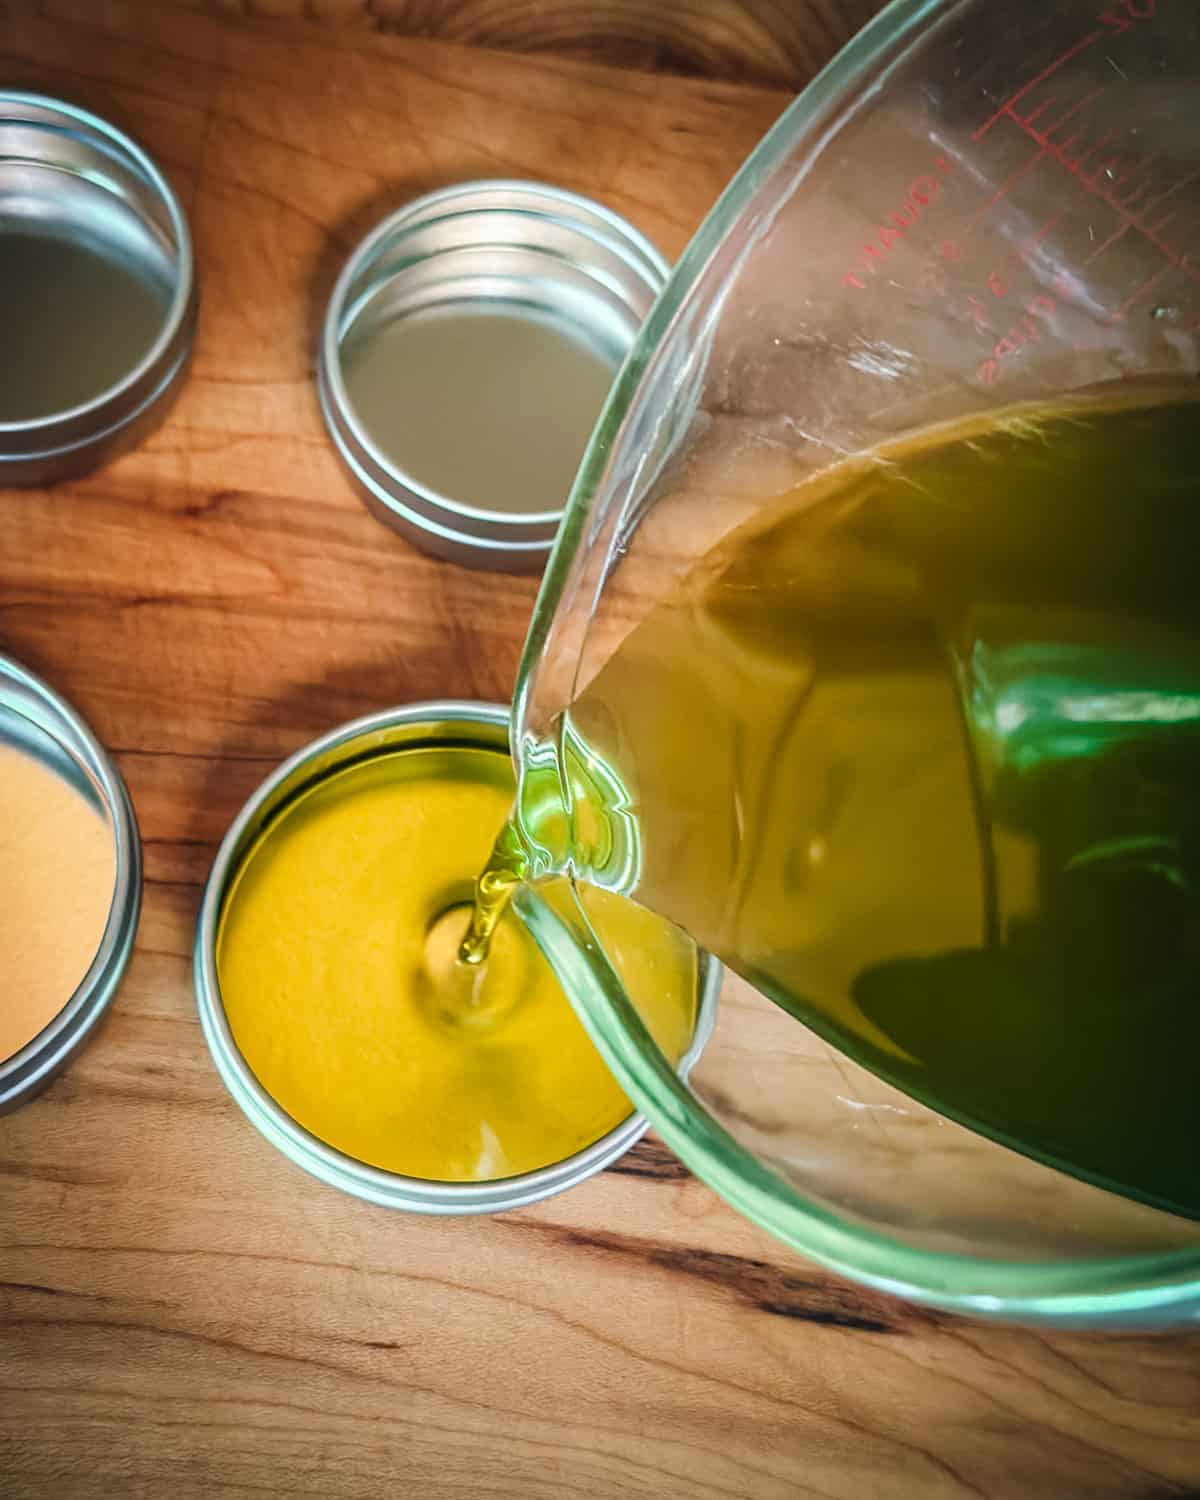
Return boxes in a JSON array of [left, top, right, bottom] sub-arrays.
[[501, 0, 1200, 1325]]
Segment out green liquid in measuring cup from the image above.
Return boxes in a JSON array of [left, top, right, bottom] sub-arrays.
[[470, 384, 1200, 1220]]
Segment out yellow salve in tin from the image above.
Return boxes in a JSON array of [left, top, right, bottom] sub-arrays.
[[216, 744, 696, 1183]]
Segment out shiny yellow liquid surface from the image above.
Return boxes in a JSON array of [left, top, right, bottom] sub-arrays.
[[216, 745, 696, 1182], [492, 387, 1200, 1218]]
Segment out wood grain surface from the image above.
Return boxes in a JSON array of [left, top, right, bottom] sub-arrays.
[[0, 4, 1199, 1497], [165, 0, 892, 90]]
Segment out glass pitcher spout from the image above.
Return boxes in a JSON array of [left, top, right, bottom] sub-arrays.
[[461, 713, 644, 963]]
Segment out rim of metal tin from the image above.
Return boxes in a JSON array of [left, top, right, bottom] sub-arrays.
[[0, 654, 142, 1111], [194, 699, 718, 1214], [318, 181, 669, 566], [0, 91, 196, 468]]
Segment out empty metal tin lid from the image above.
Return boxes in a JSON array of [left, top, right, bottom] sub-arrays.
[[0, 655, 142, 1111], [318, 180, 669, 573], [0, 92, 196, 486]]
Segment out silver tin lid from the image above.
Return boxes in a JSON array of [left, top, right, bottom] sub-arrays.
[[194, 700, 718, 1213], [318, 181, 668, 572], [0, 655, 142, 1111], [0, 92, 197, 486]]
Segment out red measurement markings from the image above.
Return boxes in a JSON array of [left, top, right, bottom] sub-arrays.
[[966, 83, 1108, 235], [930, 211, 1064, 333], [975, 161, 1193, 376], [1019, 211, 1066, 260], [978, 290, 1062, 385], [1006, 113, 1199, 288], [966, 0, 1190, 293], [1085, 167, 1200, 264], [973, 0, 1156, 141], [962, 145, 1049, 236], [842, 156, 955, 289], [1111, 261, 1174, 321], [973, 33, 1102, 142]]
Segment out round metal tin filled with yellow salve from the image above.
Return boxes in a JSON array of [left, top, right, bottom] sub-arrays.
[[194, 701, 716, 1213]]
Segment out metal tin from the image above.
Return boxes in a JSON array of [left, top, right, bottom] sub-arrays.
[[318, 181, 669, 572], [0, 655, 142, 1111], [194, 700, 718, 1213], [0, 92, 196, 485]]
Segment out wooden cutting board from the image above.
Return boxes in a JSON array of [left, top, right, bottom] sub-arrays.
[[0, 4, 1198, 1496]]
